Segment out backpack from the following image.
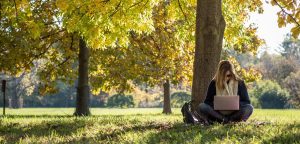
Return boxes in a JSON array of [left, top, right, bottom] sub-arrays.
[[181, 101, 201, 124]]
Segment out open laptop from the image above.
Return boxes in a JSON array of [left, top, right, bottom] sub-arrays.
[[214, 96, 239, 110]]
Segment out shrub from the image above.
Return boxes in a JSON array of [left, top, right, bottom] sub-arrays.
[[250, 80, 290, 109], [106, 93, 135, 108], [171, 92, 191, 108]]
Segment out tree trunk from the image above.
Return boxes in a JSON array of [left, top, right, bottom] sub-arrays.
[[191, 0, 226, 110], [162, 79, 172, 114], [74, 38, 91, 116], [11, 77, 21, 108]]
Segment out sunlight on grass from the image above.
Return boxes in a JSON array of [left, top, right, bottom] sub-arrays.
[[1, 108, 299, 143]]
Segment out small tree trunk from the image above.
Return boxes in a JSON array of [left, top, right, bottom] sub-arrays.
[[11, 77, 21, 108], [74, 38, 91, 116], [191, 0, 226, 110], [162, 80, 172, 114]]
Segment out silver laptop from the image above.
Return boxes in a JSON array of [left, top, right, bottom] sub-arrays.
[[214, 96, 239, 110]]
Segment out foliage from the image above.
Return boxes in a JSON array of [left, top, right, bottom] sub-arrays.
[[222, 0, 265, 55], [170, 92, 191, 108], [88, 1, 195, 94], [250, 80, 290, 109], [228, 56, 262, 83], [259, 90, 289, 109], [280, 33, 300, 59], [283, 70, 300, 108], [257, 52, 298, 85], [0, 108, 300, 143], [106, 93, 135, 108], [270, 0, 300, 38]]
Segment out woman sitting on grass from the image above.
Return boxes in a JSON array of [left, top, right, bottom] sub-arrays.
[[197, 60, 253, 124]]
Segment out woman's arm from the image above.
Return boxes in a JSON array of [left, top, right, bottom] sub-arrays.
[[238, 80, 251, 105], [204, 80, 216, 107]]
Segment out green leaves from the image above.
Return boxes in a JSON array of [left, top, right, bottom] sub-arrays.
[[56, 0, 158, 49]]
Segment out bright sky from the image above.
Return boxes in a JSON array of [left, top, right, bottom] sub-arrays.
[[248, 1, 293, 54]]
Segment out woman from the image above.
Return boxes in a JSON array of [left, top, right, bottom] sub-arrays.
[[197, 60, 253, 123]]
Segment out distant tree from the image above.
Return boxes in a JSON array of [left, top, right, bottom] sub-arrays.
[[284, 70, 300, 108], [251, 80, 290, 109], [280, 34, 300, 60], [107, 94, 135, 108], [257, 52, 297, 86], [259, 91, 289, 109], [170, 92, 191, 108]]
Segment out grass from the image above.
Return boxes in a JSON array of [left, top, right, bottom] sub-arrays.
[[0, 108, 300, 143]]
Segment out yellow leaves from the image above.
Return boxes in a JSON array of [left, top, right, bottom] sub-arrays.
[[56, 0, 69, 11], [270, 0, 277, 6], [270, 0, 300, 39], [291, 26, 300, 38], [26, 20, 41, 39], [277, 12, 286, 28], [228, 56, 262, 82]]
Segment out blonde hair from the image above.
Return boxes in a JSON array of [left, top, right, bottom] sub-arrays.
[[213, 60, 240, 89]]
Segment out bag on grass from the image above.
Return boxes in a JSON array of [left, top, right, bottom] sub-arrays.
[[181, 101, 201, 124]]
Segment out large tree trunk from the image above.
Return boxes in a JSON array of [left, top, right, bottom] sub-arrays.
[[74, 38, 91, 116], [191, 0, 226, 110], [162, 79, 172, 114]]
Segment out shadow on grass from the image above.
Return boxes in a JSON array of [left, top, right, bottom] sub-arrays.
[[1, 115, 300, 143], [0, 116, 88, 143], [1, 115, 74, 119], [143, 121, 300, 143]]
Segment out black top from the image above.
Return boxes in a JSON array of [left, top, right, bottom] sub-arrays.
[[204, 80, 251, 108]]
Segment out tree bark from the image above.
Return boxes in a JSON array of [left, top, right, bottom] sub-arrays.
[[191, 0, 226, 110], [162, 79, 172, 114], [74, 38, 91, 116], [11, 77, 22, 108]]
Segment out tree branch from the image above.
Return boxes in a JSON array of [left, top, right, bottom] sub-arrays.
[[109, 0, 122, 18], [273, 0, 300, 28], [13, 0, 18, 21], [40, 29, 65, 40], [42, 56, 71, 80], [177, 0, 188, 21]]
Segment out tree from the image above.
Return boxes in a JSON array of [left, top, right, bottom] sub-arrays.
[[190, 0, 297, 110], [280, 33, 300, 60], [251, 80, 290, 109], [191, 0, 265, 110], [88, 1, 195, 114], [284, 70, 300, 108], [107, 93, 135, 108], [74, 38, 90, 115], [55, 0, 159, 115], [191, 0, 226, 110], [257, 52, 297, 86], [171, 91, 191, 108], [1, 0, 160, 116]]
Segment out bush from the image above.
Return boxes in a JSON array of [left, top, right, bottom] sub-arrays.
[[283, 70, 300, 108], [250, 80, 290, 109], [106, 93, 135, 108], [259, 91, 288, 109], [171, 92, 191, 108]]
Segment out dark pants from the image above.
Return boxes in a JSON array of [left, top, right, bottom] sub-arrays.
[[197, 103, 253, 123]]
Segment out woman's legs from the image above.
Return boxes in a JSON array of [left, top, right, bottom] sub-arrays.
[[197, 103, 253, 123], [197, 103, 227, 123], [228, 104, 253, 122]]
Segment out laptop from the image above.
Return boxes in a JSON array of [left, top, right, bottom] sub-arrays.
[[214, 96, 239, 110]]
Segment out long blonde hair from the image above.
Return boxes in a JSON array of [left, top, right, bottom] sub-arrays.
[[213, 60, 240, 89]]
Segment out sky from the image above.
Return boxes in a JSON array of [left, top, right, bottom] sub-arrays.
[[248, 1, 293, 55]]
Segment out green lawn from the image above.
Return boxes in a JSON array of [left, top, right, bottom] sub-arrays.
[[0, 108, 299, 143]]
